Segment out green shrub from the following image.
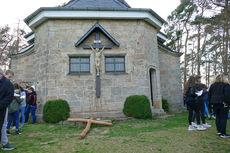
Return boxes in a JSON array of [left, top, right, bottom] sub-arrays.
[[43, 99, 70, 123], [123, 95, 152, 119], [162, 98, 169, 113]]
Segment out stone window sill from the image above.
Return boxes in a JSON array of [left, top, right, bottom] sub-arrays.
[[105, 72, 128, 75], [67, 73, 92, 76]]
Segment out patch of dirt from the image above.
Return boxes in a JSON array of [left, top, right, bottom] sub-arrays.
[[39, 138, 59, 145], [132, 122, 161, 128], [27, 132, 46, 137], [90, 128, 109, 135], [48, 125, 55, 128]]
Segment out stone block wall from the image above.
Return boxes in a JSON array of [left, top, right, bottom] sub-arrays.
[[158, 47, 184, 112], [11, 19, 164, 118]]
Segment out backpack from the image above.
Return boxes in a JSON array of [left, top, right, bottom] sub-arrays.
[[8, 97, 23, 113]]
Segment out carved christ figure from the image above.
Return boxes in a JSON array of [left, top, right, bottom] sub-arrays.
[[90, 45, 105, 76]]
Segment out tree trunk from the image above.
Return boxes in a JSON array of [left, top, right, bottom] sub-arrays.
[[191, 41, 195, 75], [208, 58, 210, 86], [196, 3, 205, 76], [224, 0, 229, 76], [197, 24, 201, 75], [183, 24, 189, 88]]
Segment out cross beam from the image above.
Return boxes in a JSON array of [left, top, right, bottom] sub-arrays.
[[82, 44, 112, 49]]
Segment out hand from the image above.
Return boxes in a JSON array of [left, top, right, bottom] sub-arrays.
[[20, 95, 26, 99]]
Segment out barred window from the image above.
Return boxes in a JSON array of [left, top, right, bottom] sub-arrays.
[[69, 57, 90, 73], [105, 56, 125, 72]]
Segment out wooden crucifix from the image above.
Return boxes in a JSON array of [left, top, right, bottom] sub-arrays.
[[67, 118, 112, 139], [84, 29, 112, 98]]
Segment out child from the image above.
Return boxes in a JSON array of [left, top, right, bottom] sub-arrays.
[[19, 86, 26, 128], [7, 89, 23, 135], [25, 87, 37, 124]]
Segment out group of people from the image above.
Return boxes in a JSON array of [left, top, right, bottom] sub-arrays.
[[0, 68, 37, 150], [1, 68, 230, 150], [184, 74, 230, 138]]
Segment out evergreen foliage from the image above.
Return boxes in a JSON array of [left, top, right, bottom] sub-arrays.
[[162, 98, 170, 113], [165, 0, 230, 86], [43, 99, 70, 123], [123, 95, 152, 119]]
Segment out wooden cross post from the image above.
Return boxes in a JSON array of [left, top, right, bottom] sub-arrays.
[[67, 118, 112, 139], [84, 30, 112, 98]]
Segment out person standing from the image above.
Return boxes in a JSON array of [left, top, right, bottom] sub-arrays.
[[195, 75, 211, 128], [184, 76, 206, 131], [209, 74, 230, 138], [0, 69, 16, 150], [7, 84, 23, 135], [19, 86, 26, 128], [25, 87, 37, 124]]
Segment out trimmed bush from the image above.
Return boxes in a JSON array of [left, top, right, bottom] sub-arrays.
[[43, 99, 70, 123], [123, 95, 152, 119], [162, 98, 169, 113]]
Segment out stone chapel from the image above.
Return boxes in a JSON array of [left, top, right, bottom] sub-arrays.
[[9, 0, 183, 119]]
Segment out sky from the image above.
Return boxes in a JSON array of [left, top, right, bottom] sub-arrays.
[[0, 0, 180, 32]]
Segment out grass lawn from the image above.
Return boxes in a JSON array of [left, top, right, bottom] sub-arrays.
[[5, 113, 230, 153]]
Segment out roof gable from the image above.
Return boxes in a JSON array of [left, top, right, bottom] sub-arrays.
[[63, 0, 131, 9], [75, 22, 120, 47]]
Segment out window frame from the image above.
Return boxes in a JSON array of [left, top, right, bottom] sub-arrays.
[[69, 56, 90, 74], [105, 56, 126, 73]]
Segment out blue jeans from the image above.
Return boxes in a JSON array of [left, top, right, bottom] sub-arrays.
[[7, 111, 20, 130], [1, 109, 8, 146], [204, 101, 210, 117], [21, 106, 26, 124], [25, 105, 37, 123]]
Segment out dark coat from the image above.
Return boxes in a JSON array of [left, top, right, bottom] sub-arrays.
[[185, 82, 197, 103], [0, 76, 14, 131], [224, 84, 230, 105], [208, 82, 228, 104]]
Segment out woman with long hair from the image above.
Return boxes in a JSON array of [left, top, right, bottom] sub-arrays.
[[184, 76, 206, 131], [208, 74, 230, 138], [195, 75, 211, 128]]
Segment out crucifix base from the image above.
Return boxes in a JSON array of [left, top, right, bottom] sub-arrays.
[[96, 76, 101, 98]]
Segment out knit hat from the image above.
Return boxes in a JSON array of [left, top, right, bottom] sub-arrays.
[[31, 85, 35, 91]]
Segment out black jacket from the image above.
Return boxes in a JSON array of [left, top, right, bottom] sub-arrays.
[[0, 76, 14, 110], [0, 76, 14, 131], [208, 82, 228, 104], [27, 91, 37, 106], [185, 83, 197, 103], [224, 84, 230, 105]]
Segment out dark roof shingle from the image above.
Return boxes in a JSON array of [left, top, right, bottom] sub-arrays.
[[63, 0, 131, 8]]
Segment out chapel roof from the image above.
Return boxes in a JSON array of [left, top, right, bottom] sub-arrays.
[[62, 0, 131, 9]]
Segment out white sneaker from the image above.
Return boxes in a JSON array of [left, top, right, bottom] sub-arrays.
[[212, 115, 216, 119], [203, 123, 212, 128], [188, 125, 197, 131], [197, 125, 206, 131], [11, 126, 16, 130], [191, 122, 198, 127]]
